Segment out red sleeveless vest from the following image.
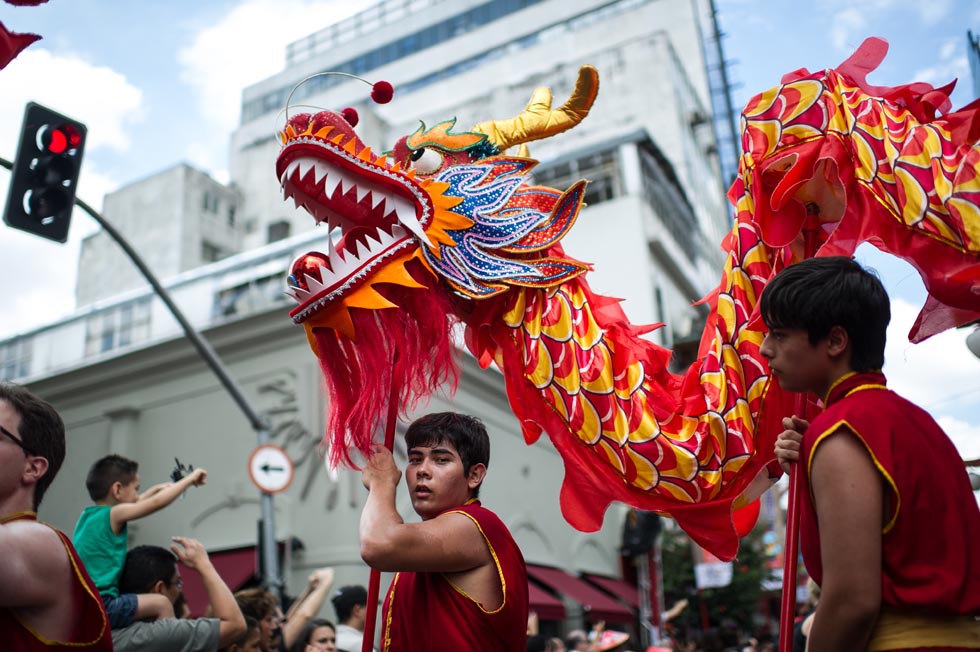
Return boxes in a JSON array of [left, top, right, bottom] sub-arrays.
[[800, 372, 980, 615], [380, 500, 528, 652], [0, 512, 112, 651]]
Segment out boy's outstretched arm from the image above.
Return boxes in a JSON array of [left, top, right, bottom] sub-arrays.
[[137, 482, 170, 501], [110, 468, 207, 533]]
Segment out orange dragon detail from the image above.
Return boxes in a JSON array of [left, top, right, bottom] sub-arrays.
[[276, 39, 980, 559]]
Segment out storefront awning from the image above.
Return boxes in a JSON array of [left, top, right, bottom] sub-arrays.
[[180, 546, 257, 616], [527, 564, 634, 624], [528, 579, 567, 621], [583, 573, 640, 609]]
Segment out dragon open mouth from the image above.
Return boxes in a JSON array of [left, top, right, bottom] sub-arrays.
[[276, 111, 435, 322]]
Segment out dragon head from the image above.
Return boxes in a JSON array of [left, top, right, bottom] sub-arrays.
[[276, 66, 599, 464]]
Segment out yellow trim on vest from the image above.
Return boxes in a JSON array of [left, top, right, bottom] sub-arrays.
[[807, 419, 901, 533], [2, 513, 109, 646], [381, 571, 400, 652], [867, 607, 980, 651], [441, 509, 507, 615], [822, 371, 858, 404]]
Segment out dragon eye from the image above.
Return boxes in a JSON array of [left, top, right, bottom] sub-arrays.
[[409, 147, 444, 175]]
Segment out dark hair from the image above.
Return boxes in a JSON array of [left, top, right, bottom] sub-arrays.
[[405, 412, 490, 497], [86, 454, 139, 501], [231, 616, 260, 647], [0, 383, 66, 510], [119, 545, 177, 594], [290, 618, 336, 652], [527, 634, 548, 652], [235, 587, 278, 621], [760, 256, 890, 372], [331, 585, 368, 623]]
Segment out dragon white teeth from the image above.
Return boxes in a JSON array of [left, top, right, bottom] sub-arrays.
[[371, 193, 387, 211], [387, 194, 432, 247], [297, 159, 315, 182], [313, 161, 330, 185], [355, 184, 371, 203], [322, 170, 342, 198]]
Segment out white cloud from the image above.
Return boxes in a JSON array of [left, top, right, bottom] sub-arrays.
[[884, 298, 980, 422], [938, 415, 980, 461], [0, 48, 144, 155], [175, 0, 371, 174], [829, 8, 866, 52]]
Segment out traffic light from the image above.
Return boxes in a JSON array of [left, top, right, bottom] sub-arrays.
[[3, 102, 86, 243]]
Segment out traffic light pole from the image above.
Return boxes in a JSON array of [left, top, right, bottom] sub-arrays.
[[0, 156, 283, 600]]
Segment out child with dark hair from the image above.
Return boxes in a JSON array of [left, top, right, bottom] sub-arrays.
[[764, 256, 980, 651], [73, 453, 208, 628]]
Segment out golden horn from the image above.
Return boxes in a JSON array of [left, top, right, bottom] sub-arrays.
[[472, 64, 599, 151]]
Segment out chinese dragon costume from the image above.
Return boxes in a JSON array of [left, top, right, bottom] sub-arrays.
[[276, 38, 980, 560]]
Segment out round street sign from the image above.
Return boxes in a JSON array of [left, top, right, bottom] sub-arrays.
[[248, 444, 294, 494]]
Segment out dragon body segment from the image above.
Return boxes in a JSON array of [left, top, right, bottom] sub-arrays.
[[276, 43, 980, 559]]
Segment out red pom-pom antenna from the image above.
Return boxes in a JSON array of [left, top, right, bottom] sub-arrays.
[[371, 80, 394, 104], [283, 73, 396, 125], [340, 107, 359, 127]]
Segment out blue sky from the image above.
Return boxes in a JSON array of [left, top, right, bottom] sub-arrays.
[[1, 0, 978, 459]]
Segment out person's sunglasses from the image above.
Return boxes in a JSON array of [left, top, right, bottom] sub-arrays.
[[0, 425, 35, 455]]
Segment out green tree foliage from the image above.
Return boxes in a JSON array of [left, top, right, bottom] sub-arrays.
[[661, 525, 768, 633]]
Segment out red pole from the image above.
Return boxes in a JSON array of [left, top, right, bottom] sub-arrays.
[[362, 378, 400, 652], [777, 216, 820, 652]]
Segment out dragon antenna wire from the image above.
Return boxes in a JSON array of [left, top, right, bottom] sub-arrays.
[[282, 71, 394, 125]]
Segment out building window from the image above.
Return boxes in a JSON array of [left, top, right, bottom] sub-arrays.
[[201, 241, 225, 263], [213, 273, 288, 319], [0, 337, 32, 381], [637, 140, 700, 261], [535, 148, 621, 206], [227, 206, 236, 227], [202, 191, 219, 213], [267, 220, 291, 243], [84, 300, 151, 357]]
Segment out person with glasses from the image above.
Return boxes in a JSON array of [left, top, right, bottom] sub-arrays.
[[0, 382, 113, 650], [112, 538, 246, 651]]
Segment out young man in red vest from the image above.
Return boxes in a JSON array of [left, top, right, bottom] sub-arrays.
[[360, 412, 528, 652], [764, 257, 980, 651], [0, 383, 112, 650]]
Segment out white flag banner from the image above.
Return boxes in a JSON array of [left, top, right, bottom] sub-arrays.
[[694, 561, 733, 589]]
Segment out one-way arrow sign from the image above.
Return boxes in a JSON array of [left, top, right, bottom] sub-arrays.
[[248, 444, 294, 494]]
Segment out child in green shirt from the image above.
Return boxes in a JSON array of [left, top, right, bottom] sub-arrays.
[[73, 454, 207, 628]]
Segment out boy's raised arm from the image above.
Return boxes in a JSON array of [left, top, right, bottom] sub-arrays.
[[110, 468, 207, 531]]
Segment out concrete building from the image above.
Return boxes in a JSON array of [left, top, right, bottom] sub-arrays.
[[3, 0, 738, 643], [76, 163, 242, 306]]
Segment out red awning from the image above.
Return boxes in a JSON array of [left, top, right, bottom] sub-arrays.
[[180, 546, 257, 616], [528, 579, 566, 621], [584, 573, 640, 609], [527, 565, 634, 624]]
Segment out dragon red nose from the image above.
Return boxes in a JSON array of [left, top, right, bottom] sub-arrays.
[[288, 251, 331, 291]]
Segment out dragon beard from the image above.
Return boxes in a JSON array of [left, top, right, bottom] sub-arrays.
[[311, 270, 462, 468]]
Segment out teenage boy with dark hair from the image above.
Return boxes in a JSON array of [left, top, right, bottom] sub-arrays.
[[112, 538, 246, 651], [360, 411, 528, 652], [330, 585, 372, 652], [0, 383, 112, 650], [764, 256, 980, 651], [73, 452, 208, 628]]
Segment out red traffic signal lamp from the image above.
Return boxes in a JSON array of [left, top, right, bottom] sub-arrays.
[[3, 102, 87, 243]]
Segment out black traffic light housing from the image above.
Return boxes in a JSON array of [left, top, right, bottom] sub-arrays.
[[3, 102, 86, 243]]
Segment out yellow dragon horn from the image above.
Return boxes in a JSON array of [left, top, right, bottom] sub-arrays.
[[472, 64, 599, 151]]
